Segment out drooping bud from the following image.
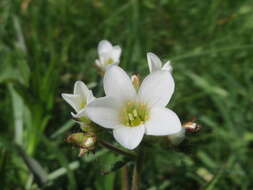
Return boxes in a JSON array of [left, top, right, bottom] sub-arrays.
[[131, 75, 140, 90], [182, 118, 201, 133]]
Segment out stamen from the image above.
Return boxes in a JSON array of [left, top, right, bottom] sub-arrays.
[[128, 113, 134, 121], [133, 109, 138, 117], [119, 101, 150, 127]]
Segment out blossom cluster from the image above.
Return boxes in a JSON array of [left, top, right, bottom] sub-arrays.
[[62, 40, 184, 151]]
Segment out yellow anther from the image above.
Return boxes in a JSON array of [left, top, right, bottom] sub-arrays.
[[133, 109, 138, 117], [128, 113, 134, 121]]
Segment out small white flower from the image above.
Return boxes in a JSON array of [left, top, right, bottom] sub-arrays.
[[147, 52, 173, 73], [61, 81, 95, 117], [95, 40, 122, 71], [78, 66, 182, 150]]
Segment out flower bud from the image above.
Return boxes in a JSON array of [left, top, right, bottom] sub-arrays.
[[182, 121, 201, 133], [66, 132, 96, 150], [78, 148, 89, 157], [131, 75, 140, 90]]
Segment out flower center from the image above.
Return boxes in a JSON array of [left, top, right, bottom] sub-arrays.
[[106, 58, 114, 65], [78, 95, 87, 110], [79, 100, 87, 109], [119, 101, 150, 127]]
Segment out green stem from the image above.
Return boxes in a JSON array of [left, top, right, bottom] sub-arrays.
[[98, 140, 137, 158]]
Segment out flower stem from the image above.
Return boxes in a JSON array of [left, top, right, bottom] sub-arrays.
[[121, 166, 129, 190], [131, 151, 143, 190], [98, 140, 137, 158]]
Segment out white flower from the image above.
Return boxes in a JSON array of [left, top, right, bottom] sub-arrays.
[[147, 52, 173, 73], [78, 66, 181, 150], [95, 40, 122, 71], [61, 81, 95, 117]]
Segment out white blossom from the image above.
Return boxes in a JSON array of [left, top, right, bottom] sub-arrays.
[[147, 52, 173, 73], [61, 81, 95, 117], [95, 40, 122, 71], [78, 66, 182, 150]]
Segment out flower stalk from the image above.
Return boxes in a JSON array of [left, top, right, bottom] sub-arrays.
[[131, 150, 143, 190], [121, 166, 129, 190], [98, 139, 137, 158]]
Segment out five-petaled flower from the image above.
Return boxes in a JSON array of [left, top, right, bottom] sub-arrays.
[[61, 81, 95, 118], [147, 52, 173, 73], [78, 66, 182, 150], [95, 40, 122, 71]]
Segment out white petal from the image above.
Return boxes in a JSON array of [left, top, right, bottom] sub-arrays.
[[74, 81, 90, 99], [98, 40, 113, 57], [162, 61, 173, 72], [168, 128, 185, 145], [147, 52, 162, 73], [95, 59, 103, 67], [145, 107, 181, 136], [61, 94, 82, 112], [138, 70, 175, 107], [112, 45, 121, 62], [86, 90, 95, 103], [84, 97, 120, 129], [104, 66, 136, 101], [113, 125, 145, 150], [71, 111, 79, 118], [73, 108, 88, 118], [97, 57, 108, 70]]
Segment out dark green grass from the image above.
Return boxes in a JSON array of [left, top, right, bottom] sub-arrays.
[[1, 0, 253, 189]]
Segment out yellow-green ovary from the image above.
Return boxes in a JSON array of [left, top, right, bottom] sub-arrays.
[[119, 101, 150, 127]]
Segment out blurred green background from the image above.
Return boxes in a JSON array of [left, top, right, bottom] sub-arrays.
[[1, 0, 253, 189]]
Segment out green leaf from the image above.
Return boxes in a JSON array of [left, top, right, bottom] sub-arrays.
[[16, 145, 48, 187]]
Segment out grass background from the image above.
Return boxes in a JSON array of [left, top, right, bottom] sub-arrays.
[[1, 0, 253, 189]]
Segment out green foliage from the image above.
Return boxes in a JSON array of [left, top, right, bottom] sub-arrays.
[[0, 0, 253, 189]]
